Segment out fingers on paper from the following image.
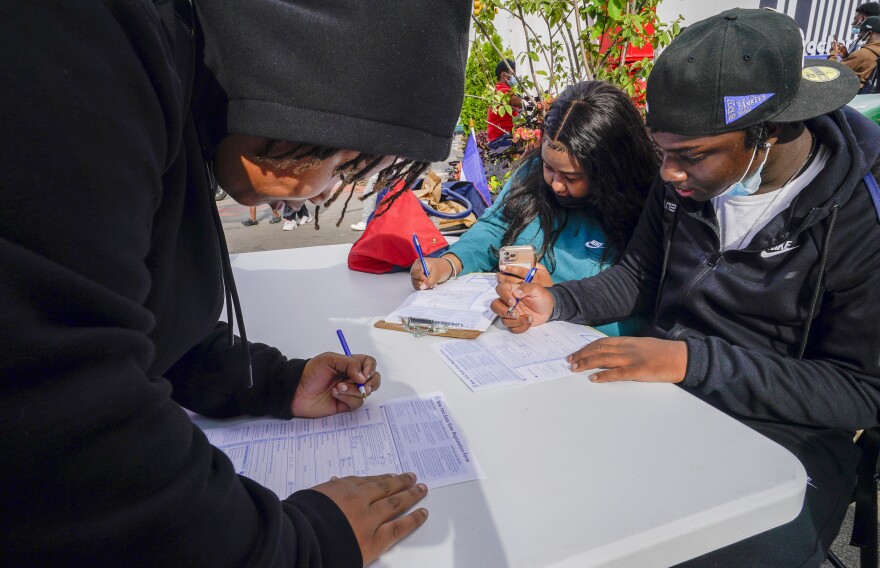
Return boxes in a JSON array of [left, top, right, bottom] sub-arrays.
[[367, 474, 429, 558], [567, 338, 632, 381]]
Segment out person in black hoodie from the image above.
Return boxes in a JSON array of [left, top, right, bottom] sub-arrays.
[[493, 9, 880, 567], [0, 1, 468, 566]]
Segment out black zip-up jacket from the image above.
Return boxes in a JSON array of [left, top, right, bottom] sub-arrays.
[[550, 107, 880, 431]]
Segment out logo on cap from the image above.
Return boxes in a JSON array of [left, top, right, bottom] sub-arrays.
[[802, 66, 840, 83], [724, 93, 774, 124]]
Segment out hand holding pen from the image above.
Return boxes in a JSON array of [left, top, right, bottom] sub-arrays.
[[412, 233, 429, 279], [489, 267, 554, 334], [336, 329, 368, 398], [506, 266, 537, 316]]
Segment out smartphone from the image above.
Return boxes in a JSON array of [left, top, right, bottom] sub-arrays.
[[498, 244, 537, 271]]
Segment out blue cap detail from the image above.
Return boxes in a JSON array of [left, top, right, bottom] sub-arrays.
[[724, 93, 774, 124]]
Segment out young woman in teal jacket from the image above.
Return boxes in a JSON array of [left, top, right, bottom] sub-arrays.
[[411, 80, 659, 336]]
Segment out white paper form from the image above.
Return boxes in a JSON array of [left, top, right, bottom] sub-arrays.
[[433, 321, 606, 392], [198, 393, 483, 498], [383, 273, 498, 331]]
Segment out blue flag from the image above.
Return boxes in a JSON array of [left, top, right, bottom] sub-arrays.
[[459, 129, 492, 207]]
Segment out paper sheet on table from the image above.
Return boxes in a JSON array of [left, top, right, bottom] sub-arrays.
[[197, 392, 484, 497], [433, 321, 606, 392], [383, 273, 498, 331]]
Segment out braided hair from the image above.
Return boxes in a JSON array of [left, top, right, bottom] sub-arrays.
[[254, 141, 427, 229]]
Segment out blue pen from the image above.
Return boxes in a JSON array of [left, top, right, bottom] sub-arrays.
[[412, 233, 430, 278], [336, 329, 367, 398], [506, 266, 538, 316]]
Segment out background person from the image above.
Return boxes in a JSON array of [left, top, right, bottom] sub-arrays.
[[281, 202, 313, 231], [835, 1, 880, 55], [486, 59, 526, 151], [243, 205, 283, 226], [493, 9, 880, 566], [0, 1, 470, 566], [829, 15, 880, 87], [412, 80, 658, 337]]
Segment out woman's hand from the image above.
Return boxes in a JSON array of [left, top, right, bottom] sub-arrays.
[[496, 263, 553, 287], [410, 255, 459, 290]]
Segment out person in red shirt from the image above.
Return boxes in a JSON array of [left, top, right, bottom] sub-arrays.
[[487, 59, 526, 150]]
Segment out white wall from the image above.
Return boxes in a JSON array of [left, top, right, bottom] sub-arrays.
[[487, 0, 858, 68], [657, 0, 760, 27]]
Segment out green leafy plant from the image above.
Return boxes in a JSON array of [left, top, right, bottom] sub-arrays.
[[471, 0, 681, 112]]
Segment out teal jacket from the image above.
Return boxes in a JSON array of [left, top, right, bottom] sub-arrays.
[[449, 168, 645, 337]]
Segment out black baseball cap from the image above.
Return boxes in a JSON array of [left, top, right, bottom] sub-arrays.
[[860, 15, 880, 33], [646, 8, 859, 135]]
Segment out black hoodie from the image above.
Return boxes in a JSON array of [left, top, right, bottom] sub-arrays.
[[0, 0, 468, 566], [549, 106, 880, 432]]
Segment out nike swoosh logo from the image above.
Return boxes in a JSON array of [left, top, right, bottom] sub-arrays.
[[761, 247, 798, 258]]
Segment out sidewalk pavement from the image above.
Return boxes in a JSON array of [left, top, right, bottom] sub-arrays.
[[220, 145, 463, 254]]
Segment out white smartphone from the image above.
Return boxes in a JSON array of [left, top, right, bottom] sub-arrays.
[[498, 245, 537, 271]]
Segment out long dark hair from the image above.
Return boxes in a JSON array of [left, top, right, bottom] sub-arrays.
[[499, 80, 659, 267]]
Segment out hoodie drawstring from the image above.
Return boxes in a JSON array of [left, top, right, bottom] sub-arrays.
[[797, 205, 838, 360], [206, 162, 254, 388]]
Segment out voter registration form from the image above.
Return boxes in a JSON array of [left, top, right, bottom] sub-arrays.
[[434, 321, 605, 392], [383, 273, 498, 331], [197, 393, 483, 498]]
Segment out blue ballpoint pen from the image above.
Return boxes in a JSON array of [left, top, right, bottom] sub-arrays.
[[506, 266, 538, 316], [412, 233, 430, 278], [335, 329, 368, 398]]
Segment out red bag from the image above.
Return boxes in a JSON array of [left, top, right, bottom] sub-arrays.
[[348, 181, 448, 274]]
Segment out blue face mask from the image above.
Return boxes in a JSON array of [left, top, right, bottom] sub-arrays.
[[853, 26, 862, 36], [505, 75, 518, 87], [718, 143, 770, 198]]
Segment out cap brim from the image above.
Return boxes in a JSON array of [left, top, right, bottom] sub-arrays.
[[772, 59, 860, 123]]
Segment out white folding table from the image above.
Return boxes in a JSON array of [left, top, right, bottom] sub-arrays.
[[218, 243, 806, 568]]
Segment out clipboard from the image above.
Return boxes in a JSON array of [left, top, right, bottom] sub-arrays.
[[374, 273, 498, 339], [374, 316, 486, 339]]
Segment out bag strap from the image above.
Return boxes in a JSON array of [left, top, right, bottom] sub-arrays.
[[864, 172, 880, 223], [420, 188, 473, 219]]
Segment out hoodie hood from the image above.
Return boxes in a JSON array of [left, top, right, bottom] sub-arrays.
[[794, 105, 880, 221], [194, 0, 470, 162]]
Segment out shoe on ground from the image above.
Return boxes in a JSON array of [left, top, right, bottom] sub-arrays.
[[297, 213, 313, 224], [269, 215, 282, 224], [241, 219, 258, 226], [351, 221, 367, 231], [282, 219, 298, 231]]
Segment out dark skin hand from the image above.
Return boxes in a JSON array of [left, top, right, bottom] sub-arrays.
[[292, 352, 380, 418], [312, 473, 429, 566], [567, 336, 688, 383], [495, 263, 553, 287], [491, 281, 688, 383], [490, 280, 554, 333]]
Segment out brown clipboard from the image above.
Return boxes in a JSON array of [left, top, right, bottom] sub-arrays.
[[373, 318, 485, 339], [374, 272, 498, 339]]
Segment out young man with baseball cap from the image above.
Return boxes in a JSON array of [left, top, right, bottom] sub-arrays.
[[493, 8, 880, 565]]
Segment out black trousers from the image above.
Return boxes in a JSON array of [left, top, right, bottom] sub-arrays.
[[281, 203, 309, 221], [674, 419, 861, 568]]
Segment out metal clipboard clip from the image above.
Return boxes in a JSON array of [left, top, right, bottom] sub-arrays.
[[400, 317, 449, 338]]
